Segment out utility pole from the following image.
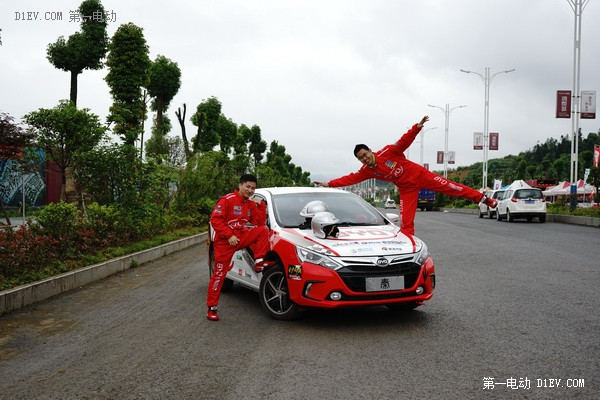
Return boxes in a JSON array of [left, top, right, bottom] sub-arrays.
[[460, 68, 514, 189], [567, 0, 589, 209], [428, 104, 466, 178]]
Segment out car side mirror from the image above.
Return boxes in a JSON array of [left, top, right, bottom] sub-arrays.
[[386, 213, 400, 223]]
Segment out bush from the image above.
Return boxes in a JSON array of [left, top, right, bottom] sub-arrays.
[[0, 226, 59, 278], [84, 202, 122, 247], [32, 201, 81, 256]]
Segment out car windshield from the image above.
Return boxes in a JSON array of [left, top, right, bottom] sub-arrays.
[[514, 189, 543, 199], [271, 192, 388, 228]]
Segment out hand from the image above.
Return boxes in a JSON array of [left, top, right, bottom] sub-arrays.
[[417, 115, 429, 128], [251, 196, 262, 205], [228, 235, 240, 246], [314, 181, 329, 187]]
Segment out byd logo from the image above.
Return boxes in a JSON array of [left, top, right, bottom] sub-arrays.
[[376, 258, 389, 267]]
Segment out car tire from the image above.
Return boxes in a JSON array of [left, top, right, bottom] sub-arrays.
[[487, 209, 492, 219], [507, 209, 514, 222], [208, 243, 234, 292], [259, 265, 302, 320], [385, 302, 420, 311], [496, 210, 502, 221], [479, 210, 484, 218], [539, 214, 546, 223]]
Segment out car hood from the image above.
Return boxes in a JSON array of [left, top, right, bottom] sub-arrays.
[[278, 225, 417, 256]]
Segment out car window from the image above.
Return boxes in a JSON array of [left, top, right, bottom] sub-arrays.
[[515, 189, 542, 199], [493, 191, 505, 199], [271, 192, 387, 228]]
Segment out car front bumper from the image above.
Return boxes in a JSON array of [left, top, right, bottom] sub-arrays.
[[286, 256, 435, 308]]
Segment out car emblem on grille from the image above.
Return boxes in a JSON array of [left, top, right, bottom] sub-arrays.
[[376, 257, 389, 267]]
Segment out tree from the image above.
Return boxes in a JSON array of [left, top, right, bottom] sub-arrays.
[[190, 97, 221, 153], [175, 104, 191, 160], [217, 115, 237, 154], [24, 101, 105, 201], [248, 125, 267, 172], [46, 0, 108, 107], [147, 55, 181, 138], [145, 115, 172, 162], [105, 23, 150, 147]]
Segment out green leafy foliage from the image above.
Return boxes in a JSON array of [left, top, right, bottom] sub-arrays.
[[46, 0, 109, 105], [105, 22, 150, 145]]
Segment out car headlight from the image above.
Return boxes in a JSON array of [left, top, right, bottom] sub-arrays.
[[296, 247, 343, 270], [415, 240, 429, 265]]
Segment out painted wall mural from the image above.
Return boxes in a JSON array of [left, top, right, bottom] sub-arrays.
[[0, 148, 46, 207]]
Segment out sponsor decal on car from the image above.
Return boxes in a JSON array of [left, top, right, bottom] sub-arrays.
[[288, 265, 302, 280], [351, 247, 375, 253]]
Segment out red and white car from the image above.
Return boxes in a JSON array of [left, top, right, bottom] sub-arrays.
[[208, 187, 436, 320]]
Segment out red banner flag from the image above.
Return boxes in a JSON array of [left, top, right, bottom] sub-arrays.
[[489, 132, 499, 150], [556, 90, 571, 118]]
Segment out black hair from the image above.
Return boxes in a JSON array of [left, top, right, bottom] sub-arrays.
[[239, 173, 258, 184], [354, 144, 369, 156]]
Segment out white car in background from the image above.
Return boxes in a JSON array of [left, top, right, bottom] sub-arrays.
[[478, 189, 505, 219], [496, 188, 547, 223]]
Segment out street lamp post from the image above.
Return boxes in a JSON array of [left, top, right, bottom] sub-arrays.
[[419, 126, 437, 167], [567, 0, 589, 210], [428, 104, 466, 178], [460, 68, 514, 189]]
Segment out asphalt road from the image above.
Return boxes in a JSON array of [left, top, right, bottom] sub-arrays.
[[0, 211, 598, 400]]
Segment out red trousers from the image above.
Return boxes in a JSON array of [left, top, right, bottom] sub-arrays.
[[206, 226, 270, 307], [398, 171, 483, 237]]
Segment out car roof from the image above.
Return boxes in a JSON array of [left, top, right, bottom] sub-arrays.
[[256, 187, 350, 196]]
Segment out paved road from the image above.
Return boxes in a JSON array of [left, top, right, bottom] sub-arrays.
[[0, 211, 598, 399]]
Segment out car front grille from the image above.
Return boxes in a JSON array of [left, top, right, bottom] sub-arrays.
[[334, 255, 422, 292]]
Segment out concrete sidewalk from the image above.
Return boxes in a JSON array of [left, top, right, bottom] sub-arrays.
[[1, 232, 207, 314]]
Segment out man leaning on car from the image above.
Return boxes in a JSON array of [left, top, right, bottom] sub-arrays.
[[206, 173, 275, 321]]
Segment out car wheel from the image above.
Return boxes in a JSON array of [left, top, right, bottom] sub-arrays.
[[385, 302, 420, 311], [479, 209, 484, 218], [539, 214, 546, 223], [526, 217, 533, 222], [259, 266, 302, 320], [507, 209, 514, 222], [208, 243, 234, 292], [496, 210, 502, 221], [486, 209, 492, 219]]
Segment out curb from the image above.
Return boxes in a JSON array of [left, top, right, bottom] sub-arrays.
[[0, 232, 208, 314], [440, 208, 600, 227]]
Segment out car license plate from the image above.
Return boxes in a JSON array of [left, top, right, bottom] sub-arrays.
[[525, 199, 534, 204], [365, 276, 404, 292]]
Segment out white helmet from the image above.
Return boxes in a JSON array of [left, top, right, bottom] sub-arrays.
[[300, 200, 329, 218], [311, 211, 340, 239]]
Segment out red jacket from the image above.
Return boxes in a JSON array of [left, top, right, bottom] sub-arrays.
[[210, 189, 267, 241], [328, 124, 426, 189]]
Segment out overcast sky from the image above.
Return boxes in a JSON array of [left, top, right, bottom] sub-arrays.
[[1, 0, 599, 183]]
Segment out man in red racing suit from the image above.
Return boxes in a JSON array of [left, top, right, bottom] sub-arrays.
[[315, 116, 497, 236], [206, 174, 273, 321]]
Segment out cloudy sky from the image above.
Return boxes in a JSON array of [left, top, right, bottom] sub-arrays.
[[1, 0, 599, 183]]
